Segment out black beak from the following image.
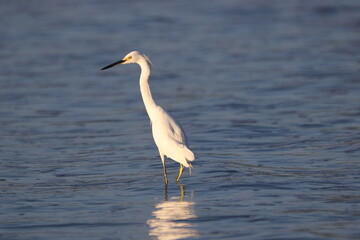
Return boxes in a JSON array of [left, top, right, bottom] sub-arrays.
[[101, 59, 126, 70]]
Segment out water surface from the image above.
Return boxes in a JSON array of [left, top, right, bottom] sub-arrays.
[[1, 1, 360, 239]]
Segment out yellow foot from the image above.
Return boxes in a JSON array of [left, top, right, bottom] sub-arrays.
[[176, 164, 184, 182]]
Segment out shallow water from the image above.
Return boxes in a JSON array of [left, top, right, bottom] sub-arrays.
[[1, 0, 360, 239]]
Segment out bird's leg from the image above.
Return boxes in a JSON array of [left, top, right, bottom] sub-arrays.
[[176, 164, 184, 182], [164, 183, 168, 201], [176, 182, 185, 200], [160, 153, 168, 185], [163, 164, 169, 185]]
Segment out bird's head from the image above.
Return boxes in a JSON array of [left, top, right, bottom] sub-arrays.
[[101, 51, 150, 70]]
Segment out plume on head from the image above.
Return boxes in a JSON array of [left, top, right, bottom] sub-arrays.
[[143, 54, 153, 68]]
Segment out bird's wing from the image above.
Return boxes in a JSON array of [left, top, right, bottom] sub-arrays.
[[158, 134, 194, 166], [151, 107, 194, 164], [161, 108, 188, 146]]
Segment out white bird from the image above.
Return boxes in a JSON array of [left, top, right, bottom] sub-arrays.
[[101, 51, 195, 184]]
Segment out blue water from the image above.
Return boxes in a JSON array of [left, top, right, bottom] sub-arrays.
[[1, 1, 360, 239]]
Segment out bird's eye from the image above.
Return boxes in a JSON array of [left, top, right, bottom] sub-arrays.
[[124, 56, 132, 61]]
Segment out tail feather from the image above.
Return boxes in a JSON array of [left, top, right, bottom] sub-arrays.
[[183, 147, 195, 171], [163, 139, 195, 168], [184, 147, 195, 162]]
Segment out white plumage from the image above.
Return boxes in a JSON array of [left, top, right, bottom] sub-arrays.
[[101, 51, 195, 183]]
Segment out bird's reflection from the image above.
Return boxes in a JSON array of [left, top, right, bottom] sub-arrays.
[[147, 184, 199, 240]]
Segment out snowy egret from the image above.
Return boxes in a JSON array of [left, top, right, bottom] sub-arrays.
[[101, 51, 195, 184]]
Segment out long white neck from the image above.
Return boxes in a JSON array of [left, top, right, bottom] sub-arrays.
[[137, 58, 158, 120]]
